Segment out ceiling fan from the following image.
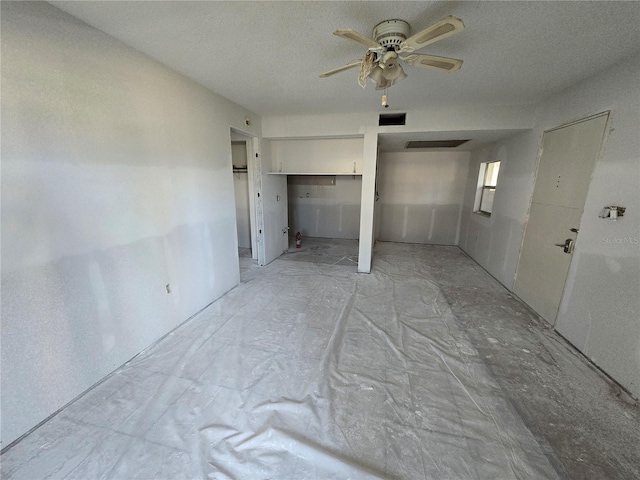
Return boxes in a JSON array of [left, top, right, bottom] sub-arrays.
[[320, 16, 465, 91]]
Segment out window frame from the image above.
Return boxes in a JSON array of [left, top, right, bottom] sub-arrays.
[[474, 161, 500, 216]]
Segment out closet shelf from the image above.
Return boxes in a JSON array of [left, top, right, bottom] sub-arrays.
[[267, 172, 362, 176]]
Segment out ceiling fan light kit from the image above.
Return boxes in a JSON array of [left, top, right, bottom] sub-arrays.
[[320, 15, 465, 102]]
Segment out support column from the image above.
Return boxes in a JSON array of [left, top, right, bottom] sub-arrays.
[[358, 128, 378, 273]]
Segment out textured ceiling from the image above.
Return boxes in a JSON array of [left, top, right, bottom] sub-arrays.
[[377, 130, 526, 153], [51, 1, 640, 117]]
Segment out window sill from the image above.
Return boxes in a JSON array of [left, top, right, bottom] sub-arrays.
[[474, 211, 492, 218]]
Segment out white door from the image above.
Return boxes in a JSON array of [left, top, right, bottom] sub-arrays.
[[257, 139, 289, 265], [261, 175, 288, 264], [514, 113, 608, 324]]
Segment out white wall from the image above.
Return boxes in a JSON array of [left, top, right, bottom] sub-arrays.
[[288, 177, 362, 239], [0, 2, 261, 446], [358, 129, 379, 273], [262, 106, 535, 139], [459, 53, 640, 398], [459, 134, 539, 287], [377, 152, 470, 245], [269, 137, 363, 174]]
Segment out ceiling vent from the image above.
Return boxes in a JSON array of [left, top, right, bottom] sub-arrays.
[[405, 139, 469, 149], [379, 113, 406, 126]]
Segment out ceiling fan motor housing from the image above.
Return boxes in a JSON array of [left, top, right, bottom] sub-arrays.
[[373, 19, 410, 51]]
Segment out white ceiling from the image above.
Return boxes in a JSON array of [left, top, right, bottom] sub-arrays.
[[50, 1, 640, 119]]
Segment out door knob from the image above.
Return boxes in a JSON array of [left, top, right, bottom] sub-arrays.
[[570, 228, 579, 233], [554, 238, 575, 254]]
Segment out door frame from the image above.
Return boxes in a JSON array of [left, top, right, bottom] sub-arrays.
[[230, 127, 259, 261]]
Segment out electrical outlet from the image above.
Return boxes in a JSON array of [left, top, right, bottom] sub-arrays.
[[166, 284, 171, 294]]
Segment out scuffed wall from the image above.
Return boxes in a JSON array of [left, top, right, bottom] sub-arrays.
[[377, 151, 470, 245], [1, 2, 260, 446], [459, 53, 640, 398], [288, 176, 362, 239]]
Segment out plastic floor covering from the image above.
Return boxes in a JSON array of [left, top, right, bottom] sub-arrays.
[[3, 243, 570, 479], [281, 236, 360, 268]]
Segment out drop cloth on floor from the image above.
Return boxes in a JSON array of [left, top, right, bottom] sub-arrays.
[[282, 236, 359, 268], [2, 243, 560, 480]]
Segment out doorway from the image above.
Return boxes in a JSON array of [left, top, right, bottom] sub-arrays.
[[230, 129, 258, 261], [514, 112, 609, 324]]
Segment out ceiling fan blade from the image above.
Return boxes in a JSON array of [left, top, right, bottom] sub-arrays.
[[333, 29, 381, 50], [319, 60, 362, 78], [400, 16, 465, 53], [402, 53, 463, 72]]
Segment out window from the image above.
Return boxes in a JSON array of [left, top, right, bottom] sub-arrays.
[[474, 161, 500, 215]]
